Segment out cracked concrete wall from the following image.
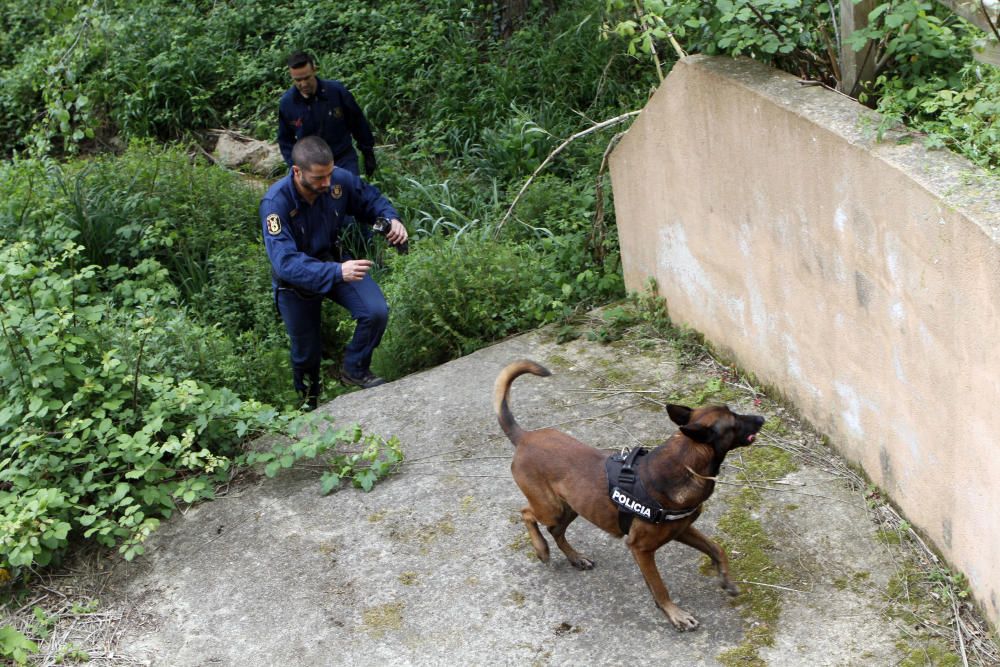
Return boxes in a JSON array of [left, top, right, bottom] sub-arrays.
[[609, 55, 1000, 629]]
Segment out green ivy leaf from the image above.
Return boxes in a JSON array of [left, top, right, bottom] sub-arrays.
[[885, 13, 905, 29], [354, 469, 378, 492], [0, 625, 39, 664], [320, 472, 341, 495]]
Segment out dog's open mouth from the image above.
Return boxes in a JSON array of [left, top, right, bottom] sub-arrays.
[[747, 433, 757, 444]]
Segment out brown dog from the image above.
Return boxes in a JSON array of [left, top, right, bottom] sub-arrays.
[[494, 359, 766, 630]]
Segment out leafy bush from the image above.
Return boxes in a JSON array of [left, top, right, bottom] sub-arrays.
[[0, 1, 649, 160], [903, 63, 1000, 168], [376, 222, 623, 377], [605, 0, 837, 82], [0, 0, 642, 581], [604, 0, 1000, 173], [0, 624, 38, 665], [0, 241, 228, 568], [0, 240, 400, 577], [0, 145, 287, 399], [376, 234, 552, 375]]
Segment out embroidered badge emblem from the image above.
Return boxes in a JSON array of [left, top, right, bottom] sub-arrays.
[[331, 184, 343, 199], [266, 213, 282, 235], [334, 106, 344, 119]]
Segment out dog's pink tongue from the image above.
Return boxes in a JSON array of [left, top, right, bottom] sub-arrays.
[[748, 434, 756, 444]]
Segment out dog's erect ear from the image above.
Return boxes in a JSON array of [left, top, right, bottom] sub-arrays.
[[667, 404, 693, 426], [680, 423, 714, 443]]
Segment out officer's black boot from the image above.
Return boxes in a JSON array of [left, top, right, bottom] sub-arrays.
[[306, 379, 320, 411], [297, 385, 319, 412]]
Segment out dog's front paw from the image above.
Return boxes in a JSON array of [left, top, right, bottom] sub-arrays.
[[569, 555, 594, 570]]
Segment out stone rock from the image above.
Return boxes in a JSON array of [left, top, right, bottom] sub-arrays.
[[213, 132, 284, 176]]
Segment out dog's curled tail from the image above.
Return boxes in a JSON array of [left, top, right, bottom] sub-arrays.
[[494, 359, 551, 444]]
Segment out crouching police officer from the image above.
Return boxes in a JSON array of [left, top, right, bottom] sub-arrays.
[[260, 135, 408, 409]]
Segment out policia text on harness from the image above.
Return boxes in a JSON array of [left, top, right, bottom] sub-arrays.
[[605, 447, 699, 534]]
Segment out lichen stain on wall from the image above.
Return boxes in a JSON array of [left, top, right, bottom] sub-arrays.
[[891, 346, 908, 384], [656, 223, 714, 305], [889, 417, 922, 483], [834, 380, 867, 439], [834, 205, 848, 233], [782, 333, 820, 398]]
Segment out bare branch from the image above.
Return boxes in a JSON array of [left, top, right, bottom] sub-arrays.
[[494, 111, 641, 236]]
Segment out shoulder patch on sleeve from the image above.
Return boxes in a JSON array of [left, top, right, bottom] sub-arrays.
[[266, 213, 282, 235]]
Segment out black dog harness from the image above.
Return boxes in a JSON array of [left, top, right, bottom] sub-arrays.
[[605, 447, 700, 535]]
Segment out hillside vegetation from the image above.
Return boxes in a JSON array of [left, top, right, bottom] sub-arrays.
[[1, 0, 996, 615]]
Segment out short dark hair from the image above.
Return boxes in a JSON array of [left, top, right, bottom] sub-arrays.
[[287, 51, 314, 69], [291, 135, 334, 170]]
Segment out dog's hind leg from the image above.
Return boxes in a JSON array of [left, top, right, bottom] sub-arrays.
[[548, 510, 594, 570], [674, 526, 739, 596], [628, 544, 699, 631], [521, 507, 551, 562]]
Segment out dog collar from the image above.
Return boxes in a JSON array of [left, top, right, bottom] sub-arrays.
[[606, 447, 700, 535]]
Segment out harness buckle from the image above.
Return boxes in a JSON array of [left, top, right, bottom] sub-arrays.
[[618, 446, 644, 486]]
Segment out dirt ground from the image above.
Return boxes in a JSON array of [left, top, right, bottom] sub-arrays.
[[3, 304, 997, 666]]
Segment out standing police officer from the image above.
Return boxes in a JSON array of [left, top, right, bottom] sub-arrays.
[[261, 136, 408, 408], [278, 51, 377, 178]]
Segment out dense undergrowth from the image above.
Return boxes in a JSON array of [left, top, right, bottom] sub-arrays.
[[604, 0, 1000, 171], [0, 1, 643, 602], [1, 0, 997, 641]]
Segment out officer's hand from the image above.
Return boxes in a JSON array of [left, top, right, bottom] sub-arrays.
[[385, 219, 408, 245], [341, 259, 373, 282], [362, 149, 377, 178]]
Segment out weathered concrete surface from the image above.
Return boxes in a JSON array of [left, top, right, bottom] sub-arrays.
[[609, 54, 1000, 628], [102, 326, 913, 666]]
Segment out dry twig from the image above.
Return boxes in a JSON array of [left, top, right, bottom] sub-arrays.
[[494, 111, 641, 235]]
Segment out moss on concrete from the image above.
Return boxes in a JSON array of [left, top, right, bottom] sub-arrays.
[[834, 570, 872, 594], [362, 601, 405, 638], [459, 495, 477, 514], [881, 560, 964, 664], [544, 353, 572, 370], [876, 528, 903, 545], [764, 416, 791, 437], [896, 641, 962, 667], [668, 377, 741, 407], [715, 435, 798, 666], [389, 514, 457, 553], [508, 532, 531, 554]]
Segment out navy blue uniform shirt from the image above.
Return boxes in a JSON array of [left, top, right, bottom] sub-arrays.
[[260, 169, 398, 295], [277, 79, 375, 166]]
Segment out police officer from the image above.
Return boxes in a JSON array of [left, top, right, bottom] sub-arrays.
[[260, 136, 408, 408], [278, 51, 377, 179]]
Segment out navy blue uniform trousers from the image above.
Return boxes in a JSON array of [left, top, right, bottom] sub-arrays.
[[277, 272, 388, 394]]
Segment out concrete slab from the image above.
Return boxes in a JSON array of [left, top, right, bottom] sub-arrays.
[[94, 324, 919, 666]]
